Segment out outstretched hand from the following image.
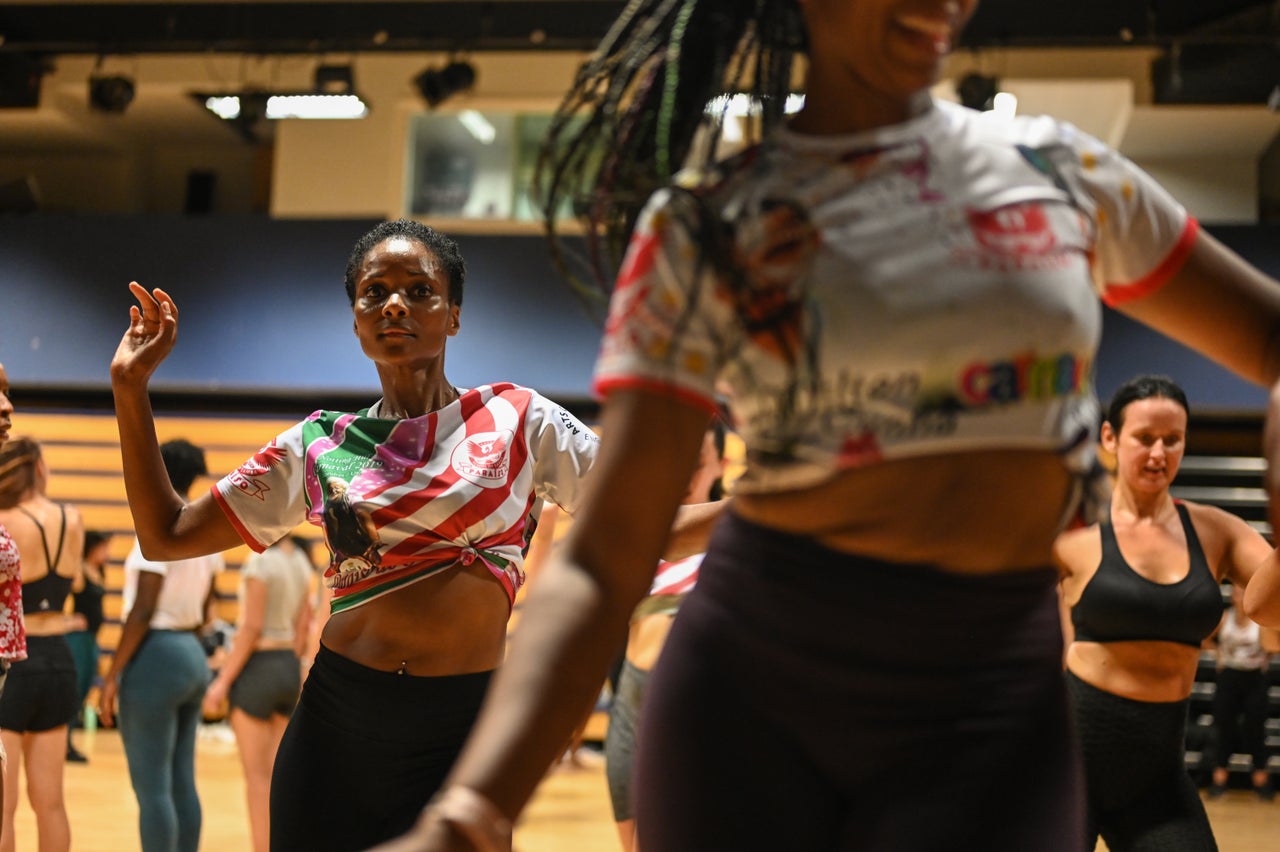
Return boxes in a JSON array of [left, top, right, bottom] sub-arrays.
[[111, 282, 179, 385]]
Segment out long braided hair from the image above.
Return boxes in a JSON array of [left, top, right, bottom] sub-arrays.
[[537, 0, 806, 312], [0, 437, 41, 510]]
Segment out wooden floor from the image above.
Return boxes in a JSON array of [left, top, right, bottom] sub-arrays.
[[11, 728, 1280, 850], [14, 727, 619, 852]]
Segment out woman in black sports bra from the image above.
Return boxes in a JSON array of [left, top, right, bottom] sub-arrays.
[[1055, 375, 1273, 851], [0, 436, 85, 852]]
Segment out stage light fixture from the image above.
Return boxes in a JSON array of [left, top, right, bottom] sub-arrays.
[[0, 54, 44, 109], [956, 73, 999, 112], [88, 74, 135, 113], [414, 60, 477, 108]]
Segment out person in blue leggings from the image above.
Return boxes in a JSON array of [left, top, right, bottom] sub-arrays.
[[99, 439, 222, 852]]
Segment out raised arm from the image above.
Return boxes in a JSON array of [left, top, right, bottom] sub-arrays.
[[111, 283, 241, 560], [376, 387, 711, 850], [1115, 230, 1280, 389], [1115, 231, 1280, 536]]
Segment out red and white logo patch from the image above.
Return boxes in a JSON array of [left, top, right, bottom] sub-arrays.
[[450, 430, 513, 488], [967, 203, 1055, 256], [225, 440, 286, 500]]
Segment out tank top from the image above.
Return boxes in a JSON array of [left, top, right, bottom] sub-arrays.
[[1217, 608, 1268, 671], [72, 576, 105, 636], [17, 504, 73, 615], [1072, 502, 1223, 647]]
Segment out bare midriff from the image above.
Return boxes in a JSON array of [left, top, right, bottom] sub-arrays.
[[23, 610, 76, 636], [321, 561, 510, 676], [732, 448, 1077, 574], [1067, 641, 1201, 703], [625, 614, 674, 671]]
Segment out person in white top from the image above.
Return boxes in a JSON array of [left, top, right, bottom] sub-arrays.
[[99, 439, 220, 852], [202, 535, 316, 852], [1209, 583, 1277, 800], [376, 1, 1280, 851]]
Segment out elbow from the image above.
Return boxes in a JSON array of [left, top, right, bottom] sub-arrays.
[[1243, 584, 1280, 629], [135, 532, 200, 563], [129, 604, 158, 626]]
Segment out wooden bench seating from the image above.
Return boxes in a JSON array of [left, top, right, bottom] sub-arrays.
[[15, 410, 320, 683]]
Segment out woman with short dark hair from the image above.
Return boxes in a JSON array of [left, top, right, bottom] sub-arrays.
[[107, 220, 601, 851], [98, 438, 220, 852]]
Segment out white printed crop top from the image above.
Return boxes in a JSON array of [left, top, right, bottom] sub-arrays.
[[594, 98, 1197, 494], [212, 383, 599, 614]]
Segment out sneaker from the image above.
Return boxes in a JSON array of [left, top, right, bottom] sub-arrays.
[[65, 745, 88, 764], [1255, 781, 1275, 802], [1207, 782, 1227, 799]]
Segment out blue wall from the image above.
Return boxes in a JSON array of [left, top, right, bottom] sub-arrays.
[[0, 214, 1276, 413], [0, 215, 604, 404]]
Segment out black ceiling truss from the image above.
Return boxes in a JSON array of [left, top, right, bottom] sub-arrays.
[[0, 1, 1277, 56], [2, 1, 1280, 105], [0, 2, 630, 56]]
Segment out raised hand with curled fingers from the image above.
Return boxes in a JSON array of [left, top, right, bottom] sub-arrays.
[[111, 281, 179, 384]]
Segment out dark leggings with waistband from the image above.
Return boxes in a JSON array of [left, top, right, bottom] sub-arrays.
[[636, 512, 1084, 852], [269, 644, 492, 852]]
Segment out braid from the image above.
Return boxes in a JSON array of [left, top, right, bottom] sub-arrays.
[[537, 0, 805, 312], [0, 437, 40, 509]]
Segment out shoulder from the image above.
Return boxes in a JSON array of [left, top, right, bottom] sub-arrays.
[[937, 99, 1080, 148], [1182, 500, 1256, 538], [1182, 500, 1269, 559], [1053, 522, 1102, 575]]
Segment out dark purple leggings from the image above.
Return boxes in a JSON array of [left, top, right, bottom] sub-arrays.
[[635, 512, 1085, 851]]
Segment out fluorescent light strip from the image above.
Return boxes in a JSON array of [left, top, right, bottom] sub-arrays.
[[991, 91, 1018, 119], [205, 95, 242, 120], [457, 109, 496, 144], [266, 94, 369, 119], [706, 93, 806, 118]]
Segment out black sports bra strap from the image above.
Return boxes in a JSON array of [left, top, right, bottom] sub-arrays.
[[14, 504, 67, 570], [51, 504, 67, 569]]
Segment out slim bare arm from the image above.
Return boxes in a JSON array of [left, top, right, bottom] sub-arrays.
[[110, 283, 242, 560], [1118, 232, 1280, 625], [372, 388, 710, 849]]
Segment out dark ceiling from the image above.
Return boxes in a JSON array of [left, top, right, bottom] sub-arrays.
[[0, 1, 1277, 104], [0, 1, 1276, 55]]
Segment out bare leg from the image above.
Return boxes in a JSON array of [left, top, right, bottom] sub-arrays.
[[228, 708, 290, 852], [0, 730, 23, 852], [615, 818, 637, 852], [23, 727, 71, 852]]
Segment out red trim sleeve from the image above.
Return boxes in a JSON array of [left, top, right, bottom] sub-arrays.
[[593, 376, 722, 418], [1101, 217, 1200, 307], [209, 484, 270, 554]]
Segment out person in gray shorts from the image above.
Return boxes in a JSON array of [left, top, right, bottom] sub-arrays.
[[203, 534, 316, 852]]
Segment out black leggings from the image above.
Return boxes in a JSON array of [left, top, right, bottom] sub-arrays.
[[268, 644, 492, 852], [1212, 667, 1269, 772], [1068, 672, 1216, 852], [635, 513, 1084, 852]]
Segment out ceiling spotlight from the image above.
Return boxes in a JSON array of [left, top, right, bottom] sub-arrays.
[[414, 60, 477, 109], [89, 74, 135, 113], [314, 64, 356, 95], [956, 73, 999, 112]]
